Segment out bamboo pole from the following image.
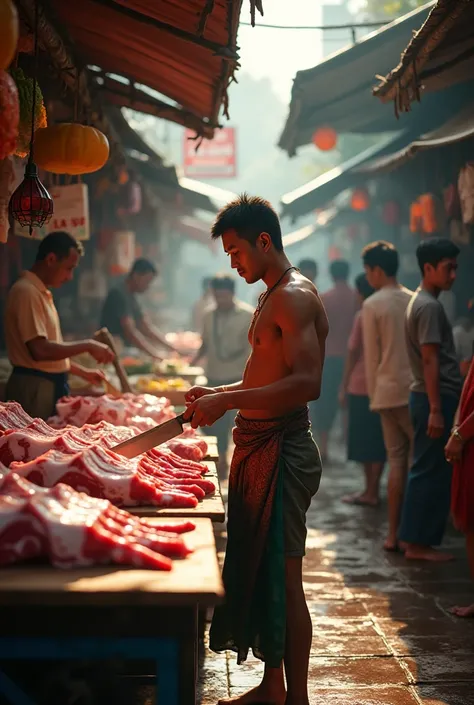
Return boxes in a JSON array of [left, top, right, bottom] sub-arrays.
[[94, 328, 132, 394]]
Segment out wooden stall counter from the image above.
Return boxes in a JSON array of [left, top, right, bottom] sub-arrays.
[[0, 518, 223, 705]]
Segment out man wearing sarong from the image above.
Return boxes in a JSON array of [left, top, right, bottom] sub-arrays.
[[184, 194, 327, 705]]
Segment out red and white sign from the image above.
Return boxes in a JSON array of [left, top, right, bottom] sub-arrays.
[[183, 127, 237, 179], [15, 183, 90, 241]]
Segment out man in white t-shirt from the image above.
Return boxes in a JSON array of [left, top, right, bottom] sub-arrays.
[[192, 275, 253, 478], [362, 241, 414, 552]]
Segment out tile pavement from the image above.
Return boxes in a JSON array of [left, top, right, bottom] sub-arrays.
[[198, 453, 474, 705]]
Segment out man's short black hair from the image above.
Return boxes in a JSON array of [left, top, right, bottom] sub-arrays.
[[298, 258, 318, 276], [362, 241, 399, 277], [36, 231, 83, 262], [416, 238, 460, 276], [355, 273, 375, 300], [329, 259, 349, 282], [211, 274, 235, 293], [130, 258, 157, 276], [202, 276, 212, 291], [211, 193, 283, 251]]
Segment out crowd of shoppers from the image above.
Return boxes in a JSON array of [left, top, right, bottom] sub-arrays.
[[312, 238, 473, 617]]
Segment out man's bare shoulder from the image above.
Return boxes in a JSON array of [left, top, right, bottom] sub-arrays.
[[271, 274, 326, 323]]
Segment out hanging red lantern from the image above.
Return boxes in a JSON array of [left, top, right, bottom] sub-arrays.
[[409, 201, 423, 234], [351, 188, 370, 212], [312, 126, 337, 152], [8, 0, 53, 236], [9, 161, 53, 234]]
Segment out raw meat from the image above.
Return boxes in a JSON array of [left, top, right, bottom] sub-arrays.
[[48, 394, 175, 429], [10, 445, 205, 508], [165, 437, 208, 462], [0, 401, 210, 472], [0, 401, 33, 432], [0, 470, 195, 570]]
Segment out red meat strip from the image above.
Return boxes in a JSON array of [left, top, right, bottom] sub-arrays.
[[0, 472, 195, 570], [10, 445, 199, 508], [148, 447, 208, 474], [165, 437, 208, 461]]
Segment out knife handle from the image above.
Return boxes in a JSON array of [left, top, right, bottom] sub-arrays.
[[176, 411, 191, 426]]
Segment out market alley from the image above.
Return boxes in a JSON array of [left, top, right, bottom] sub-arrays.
[[200, 446, 474, 705]]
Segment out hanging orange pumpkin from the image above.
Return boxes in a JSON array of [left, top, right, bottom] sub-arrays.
[[0, 70, 19, 160], [312, 126, 337, 152], [0, 0, 19, 70], [351, 188, 370, 211], [34, 123, 110, 175]]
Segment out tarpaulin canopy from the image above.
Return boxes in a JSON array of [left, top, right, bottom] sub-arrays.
[[278, 3, 434, 157], [42, 0, 262, 136], [373, 0, 474, 112], [177, 214, 217, 250], [280, 132, 410, 221], [358, 102, 474, 175]]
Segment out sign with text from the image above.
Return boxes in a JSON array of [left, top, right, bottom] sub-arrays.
[[14, 183, 90, 240], [183, 127, 237, 179]]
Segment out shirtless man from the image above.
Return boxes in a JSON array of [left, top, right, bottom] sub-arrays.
[[184, 194, 327, 705]]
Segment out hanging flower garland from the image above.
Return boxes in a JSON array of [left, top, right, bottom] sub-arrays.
[[9, 67, 47, 158]]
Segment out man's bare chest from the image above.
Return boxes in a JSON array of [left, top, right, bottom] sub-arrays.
[[248, 306, 281, 349]]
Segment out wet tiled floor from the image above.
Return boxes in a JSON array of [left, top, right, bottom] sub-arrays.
[[198, 452, 474, 705]]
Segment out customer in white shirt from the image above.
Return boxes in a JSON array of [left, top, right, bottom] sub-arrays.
[[361, 241, 414, 552]]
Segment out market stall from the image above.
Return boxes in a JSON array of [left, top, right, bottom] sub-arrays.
[[0, 391, 227, 703], [0, 516, 224, 705]]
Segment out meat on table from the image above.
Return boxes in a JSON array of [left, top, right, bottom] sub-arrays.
[[0, 468, 196, 570]]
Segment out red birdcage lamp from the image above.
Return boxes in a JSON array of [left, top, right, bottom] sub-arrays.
[[8, 0, 53, 235]]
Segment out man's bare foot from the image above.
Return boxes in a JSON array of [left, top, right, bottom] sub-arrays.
[[450, 603, 474, 618], [342, 492, 379, 507], [405, 545, 454, 562], [218, 684, 286, 705], [383, 537, 400, 552]]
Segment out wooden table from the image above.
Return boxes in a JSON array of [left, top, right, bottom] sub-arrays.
[[130, 461, 226, 523], [204, 435, 219, 461], [0, 518, 223, 705]]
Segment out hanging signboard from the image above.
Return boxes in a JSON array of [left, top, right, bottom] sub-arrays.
[[108, 230, 136, 275], [14, 183, 90, 241], [183, 127, 237, 179]]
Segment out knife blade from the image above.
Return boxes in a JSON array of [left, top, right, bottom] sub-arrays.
[[112, 412, 187, 459]]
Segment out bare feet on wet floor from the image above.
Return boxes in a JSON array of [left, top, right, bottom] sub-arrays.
[[383, 536, 400, 552], [218, 684, 286, 705], [342, 492, 379, 507], [404, 544, 454, 562], [450, 603, 474, 618]]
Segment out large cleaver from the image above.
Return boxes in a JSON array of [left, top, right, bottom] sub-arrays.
[[112, 413, 188, 459]]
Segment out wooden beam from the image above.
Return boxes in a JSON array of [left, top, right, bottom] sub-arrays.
[[91, 0, 239, 60], [98, 77, 218, 138]]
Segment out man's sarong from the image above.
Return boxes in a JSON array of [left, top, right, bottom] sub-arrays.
[[452, 363, 474, 534], [210, 407, 321, 667]]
